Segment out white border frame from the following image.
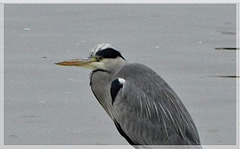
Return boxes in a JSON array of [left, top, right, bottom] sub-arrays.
[[0, 1, 239, 149]]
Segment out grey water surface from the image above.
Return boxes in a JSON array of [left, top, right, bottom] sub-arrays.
[[4, 4, 236, 145]]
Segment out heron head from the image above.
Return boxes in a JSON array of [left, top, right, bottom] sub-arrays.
[[55, 43, 126, 71]]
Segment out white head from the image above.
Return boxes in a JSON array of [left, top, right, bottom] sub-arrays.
[[56, 43, 127, 72]]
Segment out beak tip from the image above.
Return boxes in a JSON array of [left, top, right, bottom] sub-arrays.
[[55, 61, 70, 66], [55, 62, 62, 66]]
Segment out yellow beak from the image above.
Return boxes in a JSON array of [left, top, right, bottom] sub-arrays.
[[55, 58, 96, 68]]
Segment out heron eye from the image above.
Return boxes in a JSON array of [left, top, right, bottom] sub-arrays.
[[96, 57, 103, 62]]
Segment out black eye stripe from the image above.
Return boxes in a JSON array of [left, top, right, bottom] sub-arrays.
[[96, 48, 125, 60]]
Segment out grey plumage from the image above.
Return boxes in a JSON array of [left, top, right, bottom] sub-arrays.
[[56, 43, 201, 148], [91, 63, 200, 145]]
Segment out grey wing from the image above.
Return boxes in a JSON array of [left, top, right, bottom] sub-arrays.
[[110, 66, 201, 145]]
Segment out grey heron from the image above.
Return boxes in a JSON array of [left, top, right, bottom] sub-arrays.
[[56, 43, 201, 147]]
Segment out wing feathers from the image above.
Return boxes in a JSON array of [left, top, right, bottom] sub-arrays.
[[111, 64, 201, 145]]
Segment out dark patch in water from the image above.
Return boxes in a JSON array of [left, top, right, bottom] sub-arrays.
[[216, 30, 236, 35], [214, 75, 239, 78], [20, 115, 41, 118], [215, 47, 238, 50], [42, 56, 47, 58], [25, 120, 41, 123], [20, 115, 41, 123], [8, 135, 18, 138]]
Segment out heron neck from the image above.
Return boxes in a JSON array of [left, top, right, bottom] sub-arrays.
[[89, 59, 127, 118]]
